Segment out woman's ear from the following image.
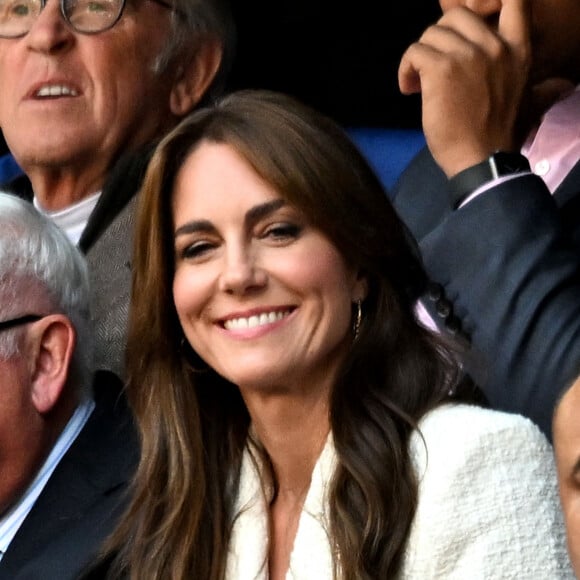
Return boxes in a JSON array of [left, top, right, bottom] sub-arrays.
[[29, 315, 76, 415], [169, 39, 224, 117]]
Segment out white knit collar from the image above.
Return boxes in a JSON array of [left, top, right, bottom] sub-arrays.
[[226, 435, 337, 579]]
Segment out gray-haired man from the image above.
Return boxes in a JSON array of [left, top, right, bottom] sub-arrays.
[[0, 193, 137, 579]]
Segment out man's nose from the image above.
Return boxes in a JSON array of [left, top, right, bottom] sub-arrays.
[[25, 0, 74, 54]]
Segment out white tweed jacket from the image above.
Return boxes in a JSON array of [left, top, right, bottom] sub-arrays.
[[225, 403, 573, 579]]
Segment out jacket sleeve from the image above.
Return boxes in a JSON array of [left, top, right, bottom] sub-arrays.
[[393, 152, 580, 438], [402, 405, 574, 579]]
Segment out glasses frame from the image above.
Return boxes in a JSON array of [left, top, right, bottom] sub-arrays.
[[0, 314, 43, 332], [0, 0, 184, 38]]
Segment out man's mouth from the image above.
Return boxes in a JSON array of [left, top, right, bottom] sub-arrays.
[[35, 84, 78, 98]]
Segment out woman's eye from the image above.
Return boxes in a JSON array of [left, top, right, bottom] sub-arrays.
[[263, 223, 301, 241], [180, 241, 215, 260]]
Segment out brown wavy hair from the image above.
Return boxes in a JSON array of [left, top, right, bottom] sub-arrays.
[[104, 89, 461, 579]]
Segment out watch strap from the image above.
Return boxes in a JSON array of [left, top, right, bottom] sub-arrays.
[[448, 151, 531, 209]]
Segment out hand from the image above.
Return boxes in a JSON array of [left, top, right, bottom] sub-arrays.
[[398, 0, 531, 177]]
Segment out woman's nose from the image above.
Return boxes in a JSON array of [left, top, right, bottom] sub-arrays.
[[218, 249, 267, 295]]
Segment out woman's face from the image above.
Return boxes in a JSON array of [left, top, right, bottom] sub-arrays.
[[171, 141, 367, 396]]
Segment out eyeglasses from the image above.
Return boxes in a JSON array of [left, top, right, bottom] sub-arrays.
[[0, 0, 182, 38], [0, 314, 43, 332]]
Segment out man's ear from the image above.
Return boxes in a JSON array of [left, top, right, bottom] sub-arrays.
[[169, 39, 223, 117], [29, 315, 76, 415]]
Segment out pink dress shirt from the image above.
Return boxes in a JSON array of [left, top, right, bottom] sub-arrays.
[[522, 87, 580, 194]]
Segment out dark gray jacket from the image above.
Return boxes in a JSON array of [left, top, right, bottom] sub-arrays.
[[393, 148, 580, 437]]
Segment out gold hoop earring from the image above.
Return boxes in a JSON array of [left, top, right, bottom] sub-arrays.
[[353, 299, 362, 339]]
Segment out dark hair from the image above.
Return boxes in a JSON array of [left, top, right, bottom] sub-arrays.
[[158, 0, 236, 103], [106, 89, 460, 579]]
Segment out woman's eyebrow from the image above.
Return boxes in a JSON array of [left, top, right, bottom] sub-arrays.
[[245, 199, 286, 226], [173, 199, 287, 239], [174, 219, 215, 238]]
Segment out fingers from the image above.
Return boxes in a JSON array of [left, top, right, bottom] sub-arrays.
[[399, 1, 531, 96], [398, 8, 506, 96], [398, 43, 432, 95], [498, 0, 531, 61], [398, 49, 422, 95], [397, 2, 533, 176]]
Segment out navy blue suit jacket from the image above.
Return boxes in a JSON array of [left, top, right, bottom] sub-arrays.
[[393, 149, 580, 437], [0, 371, 138, 580]]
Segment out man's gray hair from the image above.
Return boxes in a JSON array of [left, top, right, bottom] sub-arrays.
[[0, 193, 93, 399], [155, 0, 236, 102]]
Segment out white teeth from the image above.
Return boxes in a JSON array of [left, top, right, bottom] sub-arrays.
[[224, 310, 289, 331], [36, 85, 78, 97]]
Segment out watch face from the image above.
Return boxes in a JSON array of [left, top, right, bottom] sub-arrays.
[[490, 152, 531, 176]]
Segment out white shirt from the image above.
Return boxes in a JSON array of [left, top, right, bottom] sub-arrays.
[[34, 192, 101, 245], [0, 398, 95, 560]]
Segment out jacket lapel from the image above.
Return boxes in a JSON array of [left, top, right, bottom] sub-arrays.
[[0, 372, 137, 576]]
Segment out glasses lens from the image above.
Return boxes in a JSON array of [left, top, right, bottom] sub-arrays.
[[63, 0, 122, 33], [0, 0, 40, 38]]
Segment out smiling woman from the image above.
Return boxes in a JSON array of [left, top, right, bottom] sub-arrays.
[[171, 143, 366, 395], [94, 89, 573, 579]]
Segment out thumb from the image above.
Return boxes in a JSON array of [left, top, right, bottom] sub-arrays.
[[498, 0, 531, 59]]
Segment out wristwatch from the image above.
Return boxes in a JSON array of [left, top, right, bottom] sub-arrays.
[[448, 151, 531, 209]]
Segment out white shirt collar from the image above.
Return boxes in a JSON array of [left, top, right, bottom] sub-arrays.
[[33, 192, 101, 245]]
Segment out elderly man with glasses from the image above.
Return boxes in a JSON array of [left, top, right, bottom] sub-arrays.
[[0, 0, 235, 379], [0, 192, 138, 580]]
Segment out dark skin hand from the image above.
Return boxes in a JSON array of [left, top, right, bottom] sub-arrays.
[[398, 0, 573, 178]]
